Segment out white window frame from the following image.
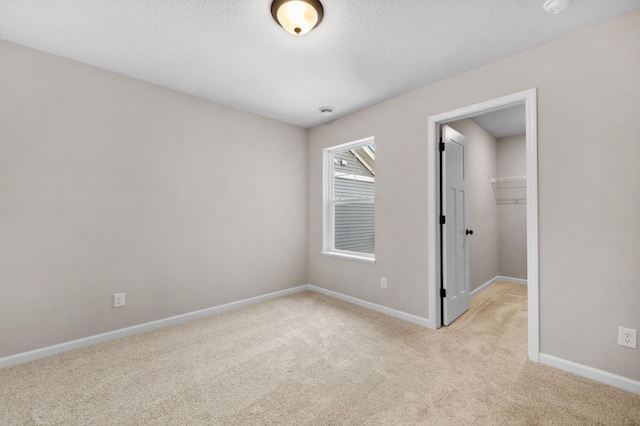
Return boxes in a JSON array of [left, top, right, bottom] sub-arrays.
[[322, 136, 375, 264]]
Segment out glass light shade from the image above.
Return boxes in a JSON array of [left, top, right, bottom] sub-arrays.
[[272, 0, 324, 35]]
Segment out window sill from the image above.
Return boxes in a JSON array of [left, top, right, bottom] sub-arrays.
[[321, 251, 376, 264]]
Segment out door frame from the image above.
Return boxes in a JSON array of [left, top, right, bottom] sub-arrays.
[[427, 88, 539, 362]]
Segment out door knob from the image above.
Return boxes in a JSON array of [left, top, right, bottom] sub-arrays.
[[466, 229, 474, 235]]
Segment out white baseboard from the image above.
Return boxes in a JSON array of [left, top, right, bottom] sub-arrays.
[[308, 285, 432, 328], [470, 275, 528, 297], [497, 275, 527, 285], [0, 285, 309, 369], [1, 284, 430, 369], [470, 276, 499, 297], [5, 284, 637, 396], [539, 353, 640, 395]]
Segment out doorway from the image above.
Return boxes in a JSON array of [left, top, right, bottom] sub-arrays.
[[427, 89, 539, 362]]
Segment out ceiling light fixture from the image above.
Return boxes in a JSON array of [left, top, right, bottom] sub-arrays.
[[319, 106, 333, 115], [271, 0, 324, 35], [543, 0, 571, 14]]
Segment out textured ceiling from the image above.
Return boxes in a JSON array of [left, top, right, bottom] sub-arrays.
[[1, 1, 639, 128], [472, 105, 526, 139]]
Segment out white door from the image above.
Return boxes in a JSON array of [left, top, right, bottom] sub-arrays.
[[441, 125, 470, 325]]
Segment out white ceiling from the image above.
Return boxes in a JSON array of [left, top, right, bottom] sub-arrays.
[[1, 1, 638, 128], [472, 104, 526, 139]]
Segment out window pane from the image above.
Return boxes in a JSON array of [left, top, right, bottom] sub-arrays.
[[334, 145, 375, 200], [335, 202, 375, 254], [324, 138, 375, 260]]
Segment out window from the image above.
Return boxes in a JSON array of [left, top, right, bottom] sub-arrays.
[[322, 137, 375, 263]]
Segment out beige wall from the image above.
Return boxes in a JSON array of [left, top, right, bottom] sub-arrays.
[[448, 119, 498, 291], [497, 135, 527, 280], [0, 41, 308, 358], [308, 12, 640, 380]]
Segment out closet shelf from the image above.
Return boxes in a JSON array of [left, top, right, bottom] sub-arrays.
[[491, 176, 526, 203]]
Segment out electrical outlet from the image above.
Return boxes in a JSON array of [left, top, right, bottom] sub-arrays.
[[618, 326, 637, 349], [380, 277, 387, 289], [114, 293, 125, 308]]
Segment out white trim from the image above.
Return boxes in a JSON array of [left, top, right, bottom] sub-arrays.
[[427, 113, 439, 330], [539, 353, 640, 395], [524, 90, 540, 362], [470, 276, 527, 297], [427, 89, 540, 361], [470, 276, 500, 297], [5, 282, 637, 396], [1, 283, 432, 369], [0, 285, 309, 369], [497, 275, 528, 285], [335, 172, 375, 183], [326, 135, 375, 152], [308, 285, 432, 328], [323, 136, 376, 262], [321, 251, 376, 264]]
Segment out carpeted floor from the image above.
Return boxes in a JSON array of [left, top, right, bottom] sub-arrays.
[[1, 281, 639, 425]]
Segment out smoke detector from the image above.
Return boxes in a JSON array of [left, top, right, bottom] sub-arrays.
[[543, 0, 571, 14]]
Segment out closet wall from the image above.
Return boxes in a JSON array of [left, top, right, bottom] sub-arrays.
[[496, 135, 527, 280]]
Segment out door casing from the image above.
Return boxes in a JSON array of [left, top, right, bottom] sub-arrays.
[[427, 88, 539, 362]]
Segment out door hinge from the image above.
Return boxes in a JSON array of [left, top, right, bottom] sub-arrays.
[[439, 141, 446, 152], [440, 288, 446, 298], [440, 215, 446, 225]]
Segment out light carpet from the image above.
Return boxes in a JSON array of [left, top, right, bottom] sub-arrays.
[[1, 282, 639, 425]]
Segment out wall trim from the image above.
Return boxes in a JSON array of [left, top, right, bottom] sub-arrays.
[[5, 283, 638, 395], [470, 276, 499, 297], [471, 276, 528, 297], [497, 275, 527, 285], [308, 285, 432, 328], [0, 284, 433, 368], [539, 353, 640, 395], [1, 283, 431, 370], [469, 275, 527, 297], [0, 285, 309, 369]]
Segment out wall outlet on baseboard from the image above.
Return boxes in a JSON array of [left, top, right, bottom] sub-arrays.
[[114, 293, 125, 308], [380, 277, 387, 289], [618, 326, 637, 349]]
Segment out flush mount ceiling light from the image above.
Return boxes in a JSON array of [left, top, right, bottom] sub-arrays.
[[543, 0, 571, 14], [271, 0, 324, 35]]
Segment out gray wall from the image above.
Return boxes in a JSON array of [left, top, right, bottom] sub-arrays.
[[0, 41, 308, 358], [308, 11, 640, 380], [448, 119, 498, 292], [497, 135, 527, 280]]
